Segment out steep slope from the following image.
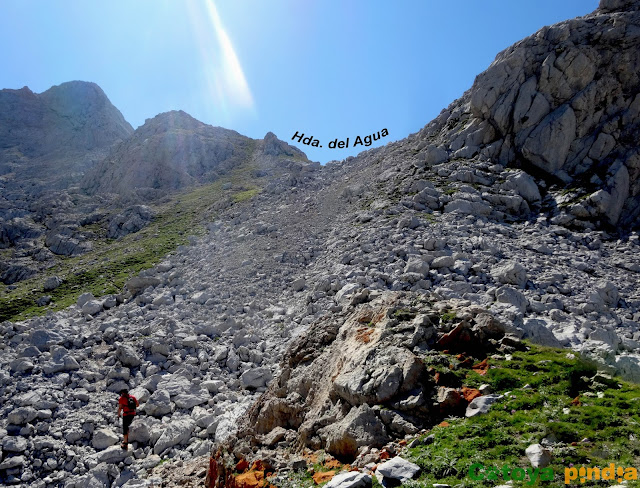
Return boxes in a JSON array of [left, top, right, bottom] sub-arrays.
[[83, 112, 308, 195], [0, 81, 133, 179], [2, 1, 640, 487], [0, 81, 136, 287], [0, 84, 312, 288], [421, 0, 640, 228]]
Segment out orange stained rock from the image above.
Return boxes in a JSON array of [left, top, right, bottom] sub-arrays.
[[305, 453, 319, 464], [355, 327, 374, 343], [323, 459, 342, 470], [312, 471, 335, 484], [438, 421, 450, 427], [472, 358, 489, 375], [234, 470, 265, 488], [236, 459, 249, 473], [461, 387, 482, 402], [251, 460, 268, 472]]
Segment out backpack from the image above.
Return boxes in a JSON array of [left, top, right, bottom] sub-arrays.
[[127, 395, 136, 412]]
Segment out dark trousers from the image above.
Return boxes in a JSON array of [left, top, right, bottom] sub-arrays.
[[122, 414, 135, 435]]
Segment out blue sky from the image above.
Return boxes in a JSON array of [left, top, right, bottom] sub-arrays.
[[0, 1, 598, 163]]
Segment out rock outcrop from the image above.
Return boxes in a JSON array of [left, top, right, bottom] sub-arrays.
[[419, 0, 640, 228], [232, 293, 518, 461], [0, 81, 132, 164], [82, 112, 311, 195]]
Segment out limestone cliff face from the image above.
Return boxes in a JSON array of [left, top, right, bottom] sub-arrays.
[[0, 81, 133, 162], [83, 112, 310, 195], [419, 0, 640, 227]]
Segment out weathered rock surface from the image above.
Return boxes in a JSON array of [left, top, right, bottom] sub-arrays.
[[375, 456, 421, 483]]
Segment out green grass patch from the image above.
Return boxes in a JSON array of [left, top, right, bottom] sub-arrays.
[[0, 162, 273, 322], [404, 344, 640, 487], [440, 311, 458, 323], [232, 188, 260, 203]]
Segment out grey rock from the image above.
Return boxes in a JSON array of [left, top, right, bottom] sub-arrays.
[[292, 278, 306, 292], [496, 286, 528, 312], [404, 258, 429, 276], [82, 299, 103, 316], [29, 329, 63, 351], [525, 443, 552, 468], [492, 261, 527, 288], [444, 199, 491, 216], [128, 419, 151, 444], [94, 445, 130, 464], [419, 145, 449, 167], [522, 105, 576, 174], [521, 319, 562, 347], [596, 282, 619, 306], [43, 276, 63, 291], [0, 456, 25, 470], [431, 256, 454, 269], [320, 404, 389, 458], [77, 292, 95, 308], [241, 367, 273, 389], [125, 276, 161, 297], [7, 407, 37, 425], [144, 389, 172, 417], [153, 418, 195, 454], [466, 395, 501, 417], [174, 388, 210, 409], [2, 436, 28, 452], [116, 344, 141, 367], [375, 456, 421, 482], [9, 358, 34, 374], [42, 354, 80, 374], [325, 471, 372, 488], [0, 264, 37, 285], [333, 347, 422, 405], [107, 205, 155, 239], [92, 429, 119, 450]]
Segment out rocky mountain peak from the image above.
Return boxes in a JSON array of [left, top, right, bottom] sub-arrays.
[[0, 80, 133, 160], [598, 0, 640, 13], [261, 131, 307, 158], [82, 111, 309, 196], [138, 110, 206, 135]]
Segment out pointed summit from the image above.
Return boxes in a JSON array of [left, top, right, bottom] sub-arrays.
[[0, 80, 133, 160]]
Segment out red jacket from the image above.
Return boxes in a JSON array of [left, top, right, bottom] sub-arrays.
[[118, 394, 138, 416]]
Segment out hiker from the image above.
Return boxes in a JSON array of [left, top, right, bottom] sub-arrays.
[[117, 389, 139, 449]]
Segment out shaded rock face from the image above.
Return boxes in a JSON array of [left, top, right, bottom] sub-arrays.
[[0, 81, 133, 161], [0, 81, 136, 281], [83, 112, 311, 195], [107, 205, 155, 239], [465, 0, 640, 226]]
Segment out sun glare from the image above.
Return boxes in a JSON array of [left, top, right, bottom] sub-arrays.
[[187, 0, 255, 118]]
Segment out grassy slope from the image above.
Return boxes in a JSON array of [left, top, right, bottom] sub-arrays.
[[403, 345, 640, 487], [269, 344, 640, 488], [0, 163, 267, 322]]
